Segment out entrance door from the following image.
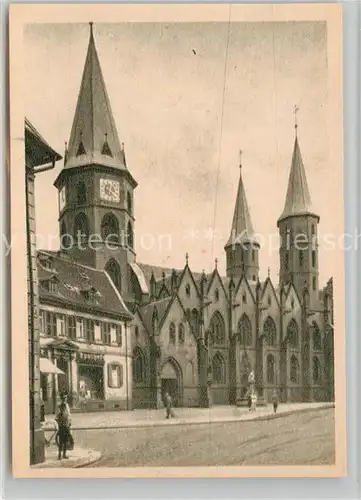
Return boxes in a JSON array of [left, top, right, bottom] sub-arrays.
[[161, 378, 179, 407], [161, 359, 182, 407], [57, 357, 69, 397]]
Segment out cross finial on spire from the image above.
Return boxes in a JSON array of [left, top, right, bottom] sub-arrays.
[[268, 267, 270, 278], [239, 149, 243, 169], [215, 257, 218, 269], [294, 105, 299, 135], [185, 252, 189, 265]]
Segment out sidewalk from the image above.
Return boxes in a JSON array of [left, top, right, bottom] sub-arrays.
[[43, 402, 334, 431], [31, 446, 101, 469]]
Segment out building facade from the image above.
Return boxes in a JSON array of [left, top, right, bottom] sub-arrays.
[[25, 118, 62, 463], [38, 250, 133, 413], [39, 24, 335, 412]]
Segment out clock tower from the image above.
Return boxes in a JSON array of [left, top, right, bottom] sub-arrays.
[[54, 23, 137, 303]]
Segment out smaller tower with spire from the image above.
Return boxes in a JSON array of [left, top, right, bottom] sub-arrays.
[[224, 150, 260, 282], [278, 109, 320, 304]]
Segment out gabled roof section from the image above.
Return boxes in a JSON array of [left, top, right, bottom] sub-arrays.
[[234, 274, 257, 304], [65, 23, 126, 171], [37, 250, 132, 319], [278, 135, 319, 224], [25, 118, 62, 168], [226, 160, 258, 248], [138, 296, 172, 335], [260, 276, 280, 308]]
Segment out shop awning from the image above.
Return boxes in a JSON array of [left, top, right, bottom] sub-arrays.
[[39, 357, 65, 375]]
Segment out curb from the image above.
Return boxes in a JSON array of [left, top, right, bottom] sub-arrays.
[[32, 449, 102, 469], [43, 404, 334, 432]]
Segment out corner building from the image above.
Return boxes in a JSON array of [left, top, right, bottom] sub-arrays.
[[40, 25, 335, 412]]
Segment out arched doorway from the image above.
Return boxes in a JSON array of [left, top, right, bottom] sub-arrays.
[[161, 358, 182, 407]]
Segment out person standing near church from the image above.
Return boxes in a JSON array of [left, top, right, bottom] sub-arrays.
[[272, 390, 278, 413], [164, 392, 174, 419]]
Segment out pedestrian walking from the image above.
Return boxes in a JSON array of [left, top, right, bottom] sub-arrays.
[[251, 391, 257, 411], [164, 392, 174, 419], [247, 393, 252, 411], [55, 402, 71, 460], [272, 390, 278, 413]]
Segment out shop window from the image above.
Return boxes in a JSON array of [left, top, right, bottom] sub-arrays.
[[108, 363, 123, 388]]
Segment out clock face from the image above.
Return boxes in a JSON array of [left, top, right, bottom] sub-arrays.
[[59, 186, 66, 211], [100, 179, 120, 203]]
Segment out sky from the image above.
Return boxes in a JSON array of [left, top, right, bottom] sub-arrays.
[[24, 21, 339, 285]]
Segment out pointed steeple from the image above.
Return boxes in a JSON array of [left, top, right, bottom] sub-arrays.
[[278, 134, 317, 223], [226, 151, 257, 247], [65, 23, 126, 170]]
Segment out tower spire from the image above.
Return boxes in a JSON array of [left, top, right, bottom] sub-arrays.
[[225, 151, 260, 281], [225, 150, 257, 248], [294, 104, 299, 136], [64, 22, 127, 170], [278, 115, 318, 224]]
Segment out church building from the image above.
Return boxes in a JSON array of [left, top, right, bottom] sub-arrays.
[[38, 24, 334, 412]]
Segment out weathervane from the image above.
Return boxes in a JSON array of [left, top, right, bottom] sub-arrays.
[[294, 105, 299, 135]]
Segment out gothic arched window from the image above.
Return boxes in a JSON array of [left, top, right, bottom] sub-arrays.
[[312, 356, 321, 383], [127, 191, 132, 213], [152, 308, 158, 335], [74, 213, 89, 243], [105, 258, 122, 293], [169, 322, 176, 344], [127, 221, 134, 249], [133, 347, 145, 383], [263, 316, 277, 346], [212, 352, 225, 384], [238, 314, 252, 346], [209, 311, 226, 345], [267, 354, 275, 384], [290, 355, 299, 383], [287, 319, 299, 348], [313, 322, 322, 350], [101, 213, 119, 242], [178, 323, 185, 345], [190, 308, 199, 336], [76, 182, 87, 205], [60, 221, 71, 250]]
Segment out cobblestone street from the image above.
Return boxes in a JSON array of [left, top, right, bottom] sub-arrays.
[[72, 408, 335, 467]]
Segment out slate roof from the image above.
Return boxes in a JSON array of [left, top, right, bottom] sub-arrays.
[[64, 24, 128, 172], [226, 161, 258, 247], [37, 250, 132, 320], [278, 136, 318, 223]]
